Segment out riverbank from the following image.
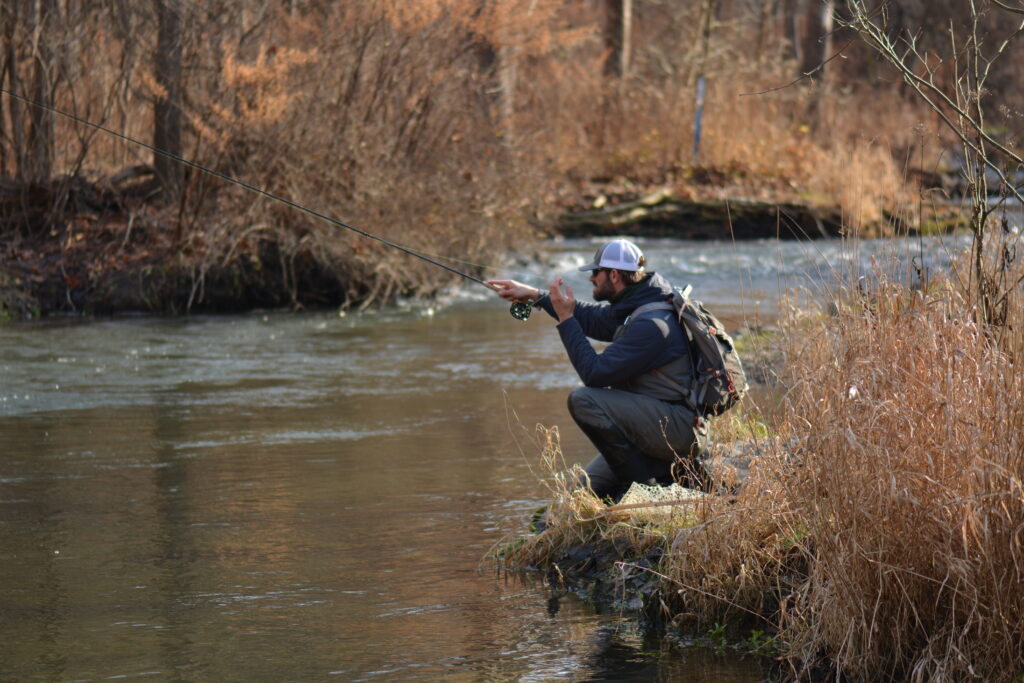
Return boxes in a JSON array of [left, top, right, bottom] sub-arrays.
[[0, 171, 965, 319], [1, 0, 999, 323], [498, 260, 1024, 681], [0, 208, 351, 318], [0, 173, 509, 318]]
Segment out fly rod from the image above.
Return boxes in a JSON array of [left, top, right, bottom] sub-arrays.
[[0, 87, 505, 296]]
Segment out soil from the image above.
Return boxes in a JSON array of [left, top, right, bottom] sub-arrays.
[[546, 537, 668, 626], [1, 175, 354, 318]]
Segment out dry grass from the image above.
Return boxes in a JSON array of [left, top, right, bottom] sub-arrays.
[[503, 241, 1024, 681], [496, 425, 707, 572], [771, 251, 1024, 680], [508, 8, 926, 230], [800, 283, 1022, 681]]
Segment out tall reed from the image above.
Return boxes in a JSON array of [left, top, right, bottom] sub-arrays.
[[669, 246, 1024, 679], [769, 238, 1024, 680]]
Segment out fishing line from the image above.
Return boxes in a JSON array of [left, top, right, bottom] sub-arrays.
[[0, 87, 511, 296]]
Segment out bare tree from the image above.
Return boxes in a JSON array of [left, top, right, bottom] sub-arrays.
[[154, 0, 184, 200], [0, 0, 58, 185], [845, 0, 1024, 330], [806, 0, 834, 80], [26, 0, 58, 184]]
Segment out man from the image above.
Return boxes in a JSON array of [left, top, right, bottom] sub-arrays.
[[489, 238, 706, 500]]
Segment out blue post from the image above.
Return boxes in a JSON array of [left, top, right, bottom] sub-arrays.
[[693, 75, 707, 162]]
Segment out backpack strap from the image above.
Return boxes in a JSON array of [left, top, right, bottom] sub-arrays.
[[626, 301, 674, 321], [613, 301, 674, 342]]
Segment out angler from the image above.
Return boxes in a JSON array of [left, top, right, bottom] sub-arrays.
[[489, 239, 712, 501]]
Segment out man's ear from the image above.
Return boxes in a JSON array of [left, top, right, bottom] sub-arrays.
[[609, 269, 625, 291]]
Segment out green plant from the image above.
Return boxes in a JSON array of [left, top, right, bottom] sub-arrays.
[[745, 629, 778, 656], [706, 622, 729, 653]]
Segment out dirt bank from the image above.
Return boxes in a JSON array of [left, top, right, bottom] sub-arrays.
[[0, 174, 956, 319]]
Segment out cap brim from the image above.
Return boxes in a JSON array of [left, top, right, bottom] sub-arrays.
[[577, 262, 600, 272]]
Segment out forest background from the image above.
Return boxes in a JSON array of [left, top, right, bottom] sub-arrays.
[[1, 0, 1022, 316]]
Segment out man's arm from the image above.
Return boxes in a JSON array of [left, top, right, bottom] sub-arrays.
[[487, 279, 542, 304], [488, 277, 618, 339], [558, 315, 672, 387]]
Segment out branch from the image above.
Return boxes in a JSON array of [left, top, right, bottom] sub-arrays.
[[990, 270, 1024, 313], [741, 39, 856, 97], [866, 15, 1019, 165], [992, 0, 1024, 15]]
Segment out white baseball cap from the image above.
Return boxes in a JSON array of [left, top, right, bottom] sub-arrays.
[[578, 239, 645, 272]]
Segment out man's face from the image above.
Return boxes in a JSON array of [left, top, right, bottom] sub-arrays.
[[590, 268, 616, 301]]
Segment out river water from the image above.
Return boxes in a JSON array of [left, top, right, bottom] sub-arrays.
[[0, 236, 968, 681]]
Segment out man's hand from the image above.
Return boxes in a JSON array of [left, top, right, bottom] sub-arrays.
[[487, 279, 540, 304], [549, 277, 575, 322]]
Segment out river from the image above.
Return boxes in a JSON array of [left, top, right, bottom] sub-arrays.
[[0, 236, 968, 681]]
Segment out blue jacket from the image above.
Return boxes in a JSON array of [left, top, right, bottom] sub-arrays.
[[536, 273, 691, 389]]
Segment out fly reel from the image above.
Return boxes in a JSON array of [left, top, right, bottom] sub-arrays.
[[510, 301, 533, 321]]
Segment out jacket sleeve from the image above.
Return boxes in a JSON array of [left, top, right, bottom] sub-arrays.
[[556, 315, 672, 387], [535, 295, 619, 341]]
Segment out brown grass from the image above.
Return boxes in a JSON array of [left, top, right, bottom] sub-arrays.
[[773, 263, 1024, 680]]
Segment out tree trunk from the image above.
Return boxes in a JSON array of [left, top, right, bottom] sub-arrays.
[[25, 0, 57, 185], [154, 0, 183, 201], [1, 2, 23, 178], [782, 0, 804, 66], [820, 0, 834, 81], [603, 0, 632, 79], [498, 45, 517, 142], [800, 0, 834, 79], [755, 0, 777, 62]]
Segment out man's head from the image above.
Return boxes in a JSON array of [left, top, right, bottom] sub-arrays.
[[578, 239, 646, 301]]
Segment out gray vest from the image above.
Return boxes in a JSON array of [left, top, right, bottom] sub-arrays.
[[611, 302, 693, 403]]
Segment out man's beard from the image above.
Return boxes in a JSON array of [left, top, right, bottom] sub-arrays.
[[592, 279, 615, 301]]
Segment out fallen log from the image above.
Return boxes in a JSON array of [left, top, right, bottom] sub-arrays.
[[557, 191, 845, 240]]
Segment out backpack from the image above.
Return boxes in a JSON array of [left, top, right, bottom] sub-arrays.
[[630, 285, 748, 417], [671, 285, 748, 416]]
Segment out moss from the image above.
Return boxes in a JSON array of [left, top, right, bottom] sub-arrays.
[[725, 414, 772, 440], [914, 204, 971, 235], [918, 213, 969, 235], [733, 327, 779, 356]]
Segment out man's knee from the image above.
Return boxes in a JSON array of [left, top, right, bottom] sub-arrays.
[[567, 386, 612, 429], [566, 386, 590, 416]]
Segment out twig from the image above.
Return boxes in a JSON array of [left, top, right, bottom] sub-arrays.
[[992, 0, 1024, 15], [741, 38, 856, 97], [844, 1, 1024, 204], [605, 497, 711, 513]]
